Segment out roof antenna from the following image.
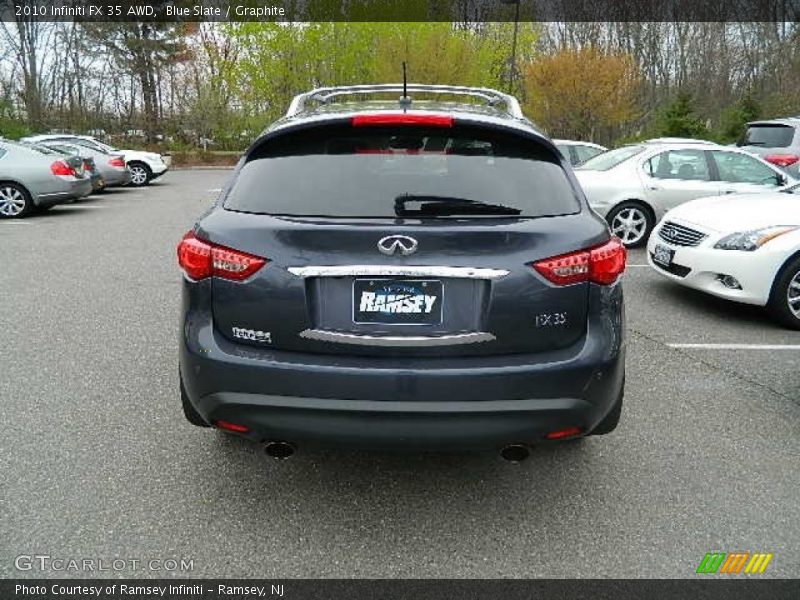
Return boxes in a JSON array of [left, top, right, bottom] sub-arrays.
[[399, 62, 412, 110]]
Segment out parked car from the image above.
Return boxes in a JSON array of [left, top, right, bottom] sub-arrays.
[[647, 183, 800, 329], [34, 140, 130, 188], [737, 117, 800, 178], [0, 139, 92, 218], [575, 142, 795, 247], [25, 142, 105, 193], [177, 84, 627, 458], [553, 139, 607, 166], [22, 134, 169, 187]]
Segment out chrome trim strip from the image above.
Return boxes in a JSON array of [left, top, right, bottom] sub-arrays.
[[287, 265, 509, 280], [299, 329, 496, 347]]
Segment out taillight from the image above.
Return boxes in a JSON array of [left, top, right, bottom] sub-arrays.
[[50, 160, 74, 176], [545, 426, 583, 440], [764, 154, 800, 168], [108, 157, 126, 168], [83, 160, 92, 171], [214, 420, 250, 433], [533, 238, 626, 286], [177, 231, 267, 281], [352, 113, 453, 127]]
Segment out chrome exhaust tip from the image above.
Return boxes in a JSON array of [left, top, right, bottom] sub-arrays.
[[264, 441, 295, 460], [500, 444, 530, 463]]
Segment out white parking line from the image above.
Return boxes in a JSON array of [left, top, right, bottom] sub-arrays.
[[669, 343, 800, 350], [627, 264, 649, 268], [208, 188, 222, 193], [1, 220, 32, 225]]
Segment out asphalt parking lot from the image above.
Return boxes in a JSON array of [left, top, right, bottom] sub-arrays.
[[1, 169, 798, 579]]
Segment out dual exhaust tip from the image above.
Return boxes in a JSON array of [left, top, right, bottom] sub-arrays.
[[264, 441, 531, 462], [264, 441, 295, 459]]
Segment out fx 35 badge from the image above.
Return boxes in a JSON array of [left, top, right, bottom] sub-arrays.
[[232, 327, 272, 343]]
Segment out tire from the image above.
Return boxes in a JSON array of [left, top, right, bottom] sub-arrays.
[[0, 182, 34, 219], [180, 376, 209, 427], [128, 162, 152, 187], [591, 379, 624, 435], [606, 201, 655, 248], [767, 255, 800, 330]]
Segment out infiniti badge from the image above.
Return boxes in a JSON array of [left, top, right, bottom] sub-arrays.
[[378, 235, 418, 256]]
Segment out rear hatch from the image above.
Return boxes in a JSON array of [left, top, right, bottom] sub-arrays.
[[739, 122, 798, 166], [202, 117, 608, 358]]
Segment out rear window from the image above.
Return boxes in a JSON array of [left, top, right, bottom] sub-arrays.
[[577, 145, 644, 171], [740, 124, 795, 148], [224, 124, 580, 218]]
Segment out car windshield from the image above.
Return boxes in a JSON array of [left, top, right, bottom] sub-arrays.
[[577, 145, 644, 171], [739, 124, 795, 148], [225, 125, 580, 219]]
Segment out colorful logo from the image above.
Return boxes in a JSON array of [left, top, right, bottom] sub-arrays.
[[696, 552, 773, 574]]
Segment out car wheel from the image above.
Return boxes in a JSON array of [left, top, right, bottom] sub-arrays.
[[591, 379, 624, 435], [767, 255, 800, 330], [180, 376, 209, 427], [0, 183, 33, 218], [607, 202, 654, 248], [128, 162, 152, 187]]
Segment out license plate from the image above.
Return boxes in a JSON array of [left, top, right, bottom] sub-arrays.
[[653, 244, 674, 268], [353, 279, 443, 325]]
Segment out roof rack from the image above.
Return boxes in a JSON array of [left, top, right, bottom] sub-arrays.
[[286, 84, 525, 119]]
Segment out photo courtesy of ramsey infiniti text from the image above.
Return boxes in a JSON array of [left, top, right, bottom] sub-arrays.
[[177, 84, 627, 460]]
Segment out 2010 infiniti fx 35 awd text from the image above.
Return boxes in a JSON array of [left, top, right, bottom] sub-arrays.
[[177, 84, 627, 459]]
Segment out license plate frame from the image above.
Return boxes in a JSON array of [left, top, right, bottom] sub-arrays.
[[352, 279, 443, 326], [653, 243, 675, 268]]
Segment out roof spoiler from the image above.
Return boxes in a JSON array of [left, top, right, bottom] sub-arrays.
[[286, 84, 525, 120]]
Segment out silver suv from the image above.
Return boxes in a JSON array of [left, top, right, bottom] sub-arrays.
[[738, 118, 800, 178]]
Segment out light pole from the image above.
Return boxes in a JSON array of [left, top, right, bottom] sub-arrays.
[[500, 0, 521, 94]]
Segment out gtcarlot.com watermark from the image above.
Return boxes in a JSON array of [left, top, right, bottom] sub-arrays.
[[14, 554, 194, 573]]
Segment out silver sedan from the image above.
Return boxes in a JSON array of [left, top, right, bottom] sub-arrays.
[[0, 140, 92, 218], [574, 141, 797, 247]]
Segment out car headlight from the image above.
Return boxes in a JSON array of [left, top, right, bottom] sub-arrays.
[[714, 226, 798, 251]]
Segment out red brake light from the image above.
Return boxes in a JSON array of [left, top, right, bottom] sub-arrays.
[[351, 114, 453, 128], [589, 238, 627, 285], [214, 420, 250, 433], [108, 157, 126, 168], [50, 160, 74, 176], [764, 154, 799, 168], [533, 238, 626, 286], [545, 426, 583, 440], [177, 231, 267, 281], [83, 160, 92, 170]]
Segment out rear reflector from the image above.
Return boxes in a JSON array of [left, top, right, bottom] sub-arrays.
[[108, 157, 126, 168], [545, 426, 583, 440], [351, 114, 453, 128], [533, 238, 626, 286], [214, 420, 250, 433], [177, 231, 267, 281], [764, 154, 800, 168], [50, 160, 74, 177]]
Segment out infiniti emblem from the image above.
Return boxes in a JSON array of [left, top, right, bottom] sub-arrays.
[[378, 235, 418, 256]]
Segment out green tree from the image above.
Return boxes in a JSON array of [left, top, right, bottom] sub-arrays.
[[716, 94, 761, 143], [655, 91, 708, 138]]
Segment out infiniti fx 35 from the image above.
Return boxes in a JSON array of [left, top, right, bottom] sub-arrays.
[[177, 85, 627, 455]]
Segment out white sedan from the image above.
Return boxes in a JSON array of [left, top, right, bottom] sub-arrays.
[[575, 141, 795, 248], [647, 184, 800, 329]]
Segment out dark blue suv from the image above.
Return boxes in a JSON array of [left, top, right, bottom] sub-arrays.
[[177, 85, 626, 459]]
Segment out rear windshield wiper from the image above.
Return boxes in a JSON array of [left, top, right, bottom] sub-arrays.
[[394, 194, 521, 217]]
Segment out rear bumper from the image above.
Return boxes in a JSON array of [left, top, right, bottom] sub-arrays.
[[104, 169, 132, 187], [37, 179, 93, 205], [180, 281, 625, 449]]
